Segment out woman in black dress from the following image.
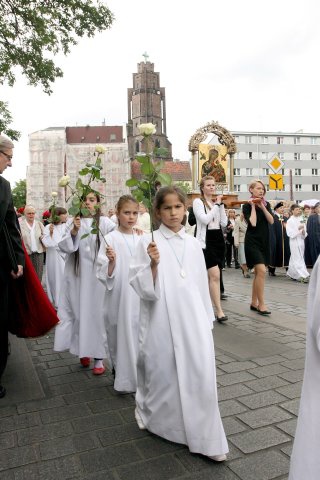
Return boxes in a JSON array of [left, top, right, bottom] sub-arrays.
[[243, 180, 274, 315]]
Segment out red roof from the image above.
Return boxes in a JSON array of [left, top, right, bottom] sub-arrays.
[[66, 126, 123, 144], [131, 160, 192, 181]]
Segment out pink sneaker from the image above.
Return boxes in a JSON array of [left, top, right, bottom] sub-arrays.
[[92, 365, 106, 375]]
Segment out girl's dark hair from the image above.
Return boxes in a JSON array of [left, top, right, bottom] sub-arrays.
[[153, 186, 186, 221], [74, 192, 101, 275], [52, 207, 67, 225], [290, 204, 300, 212], [116, 195, 139, 213]]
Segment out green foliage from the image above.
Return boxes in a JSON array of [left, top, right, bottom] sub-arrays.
[[11, 178, 26, 208], [174, 181, 191, 194], [0, 0, 114, 137]]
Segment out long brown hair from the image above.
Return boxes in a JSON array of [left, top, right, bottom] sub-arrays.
[[153, 186, 186, 226], [199, 175, 215, 210]]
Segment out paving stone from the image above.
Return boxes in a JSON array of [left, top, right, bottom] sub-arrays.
[[275, 382, 302, 399], [0, 445, 38, 471], [0, 406, 17, 418], [46, 371, 90, 386], [79, 472, 116, 480], [49, 384, 73, 396], [237, 390, 288, 409], [278, 370, 305, 383], [17, 421, 73, 446], [36, 354, 61, 363], [218, 361, 258, 373], [0, 413, 41, 433], [252, 355, 286, 366], [281, 350, 306, 360], [176, 467, 239, 480], [63, 387, 112, 405], [88, 395, 135, 413], [222, 417, 247, 435], [228, 450, 290, 480], [118, 406, 135, 424], [217, 384, 254, 401], [217, 371, 257, 387], [12, 455, 83, 480], [116, 456, 186, 480], [44, 366, 72, 377], [80, 444, 141, 472], [280, 398, 300, 416], [281, 444, 293, 457], [219, 400, 247, 417], [229, 426, 290, 453], [280, 358, 305, 371], [72, 411, 123, 433], [47, 357, 80, 368], [70, 377, 114, 392], [216, 354, 236, 364], [98, 422, 148, 446], [0, 431, 15, 450], [283, 341, 305, 350], [40, 404, 91, 424], [275, 335, 304, 344], [244, 376, 289, 392], [236, 406, 292, 429], [17, 396, 65, 414], [277, 418, 297, 437], [39, 432, 99, 460], [247, 364, 290, 378], [135, 434, 185, 458]]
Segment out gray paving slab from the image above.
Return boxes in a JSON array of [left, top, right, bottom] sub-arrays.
[[0, 267, 310, 479]]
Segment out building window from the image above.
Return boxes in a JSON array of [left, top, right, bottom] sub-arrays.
[[311, 153, 317, 160], [246, 168, 253, 176], [245, 136, 252, 144], [295, 184, 302, 192], [262, 152, 268, 160], [294, 153, 300, 161], [312, 184, 319, 192], [311, 137, 317, 145], [295, 168, 301, 176], [248, 152, 253, 159], [263, 136, 268, 144], [234, 185, 240, 192], [110, 133, 116, 141], [263, 168, 269, 176], [135, 141, 139, 153], [312, 168, 318, 175], [294, 137, 300, 145], [281, 169, 285, 175], [278, 152, 284, 160], [277, 136, 284, 144], [234, 168, 241, 176]]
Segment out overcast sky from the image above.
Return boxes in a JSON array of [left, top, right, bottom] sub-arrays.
[[3, 0, 320, 185]]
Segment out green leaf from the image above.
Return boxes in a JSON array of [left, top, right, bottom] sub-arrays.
[[91, 228, 98, 234], [141, 162, 154, 175], [81, 208, 91, 216], [76, 178, 83, 189], [69, 206, 80, 217], [157, 173, 172, 185], [126, 178, 139, 187], [135, 155, 148, 164], [81, 233, 90, 240], [79, 168, 89, 176], [72, 197, 81, 206]]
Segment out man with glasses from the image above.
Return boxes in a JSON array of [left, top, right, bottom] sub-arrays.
[[0, 135, 25, 398]]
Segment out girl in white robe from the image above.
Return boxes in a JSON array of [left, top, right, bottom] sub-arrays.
[[129, 186, 228, 461], [289, 257, 320, 480], [42, 208, 68, 308], [54, 192, 115, 374], [286, 204, 309, 282], [96, 195, 141, 393]]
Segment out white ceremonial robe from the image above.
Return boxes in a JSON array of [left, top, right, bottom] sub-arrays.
[[54, 217, 115, 359], [129, 224, 228, 457], [42, 223, 67, 308], [96, 230, 141, 393], [289, 258, 320, 480], [286, 216, 309, 280]]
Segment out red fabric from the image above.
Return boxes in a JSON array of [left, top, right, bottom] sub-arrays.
[[8, 243, 59, 338]]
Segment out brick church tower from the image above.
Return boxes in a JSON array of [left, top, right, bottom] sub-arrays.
[[127, 56, 172, 160]]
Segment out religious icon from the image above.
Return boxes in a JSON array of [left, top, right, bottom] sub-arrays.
[[198, 143, 228, 182]]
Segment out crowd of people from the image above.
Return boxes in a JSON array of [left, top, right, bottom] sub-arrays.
[[2, 131, 320, 474]]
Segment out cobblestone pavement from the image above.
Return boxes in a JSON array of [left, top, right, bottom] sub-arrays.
[[0, 267, 308, 480]]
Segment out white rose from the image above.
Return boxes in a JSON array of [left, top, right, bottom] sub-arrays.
[[51, 191, 58, 197], [95, 144, 106, 154], [58, 175, 70, 187], [138, 123, 156, 136]]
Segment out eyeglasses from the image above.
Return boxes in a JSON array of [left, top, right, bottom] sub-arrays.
[[0, 151, 13, 161]]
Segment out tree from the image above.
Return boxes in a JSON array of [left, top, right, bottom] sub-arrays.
[[174, 181, 191, 194], [11, 179, 26, 208], [0, 0, 114, 138]]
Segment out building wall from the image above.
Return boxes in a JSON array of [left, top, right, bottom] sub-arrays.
[[27, 128, 130, 217], [231, 131, 320, 201]]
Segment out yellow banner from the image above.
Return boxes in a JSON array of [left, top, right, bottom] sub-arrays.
[[198, 143, 228, 183], [269, 174, 284, 190]]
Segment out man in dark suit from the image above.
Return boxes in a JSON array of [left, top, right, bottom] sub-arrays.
[[0, 135, 25, 398]]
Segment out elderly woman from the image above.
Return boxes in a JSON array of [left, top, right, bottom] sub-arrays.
[[20, 205, 45, 280]]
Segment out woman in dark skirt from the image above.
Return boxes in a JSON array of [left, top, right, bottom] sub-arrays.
[[243, 180, 274, 315], [193, 176, 228, 322]]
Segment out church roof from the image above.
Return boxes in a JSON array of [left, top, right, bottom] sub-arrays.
[[131, 160, 192, 182]]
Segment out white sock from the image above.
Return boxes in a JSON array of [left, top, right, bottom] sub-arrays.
[[94, 359, 104, 369]]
